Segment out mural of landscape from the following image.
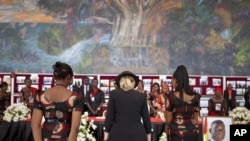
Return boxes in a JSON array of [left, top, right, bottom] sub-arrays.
[[0, 0, 250, 75]]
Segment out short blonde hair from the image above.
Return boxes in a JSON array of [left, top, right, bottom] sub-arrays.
[[119, 76, 136, 91]]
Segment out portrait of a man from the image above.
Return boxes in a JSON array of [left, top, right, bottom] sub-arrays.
[[204, 117, 232, 141], [209, 120, 225, 141]]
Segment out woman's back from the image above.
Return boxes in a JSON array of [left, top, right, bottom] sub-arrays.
[[104, 71, 152, 141], [105, 89, 151, 141], [111, 89, 147, 122], [166, 92, 200, 124], [33, 87, 84, 140]]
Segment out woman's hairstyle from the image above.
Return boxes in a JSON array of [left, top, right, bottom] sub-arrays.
[[173, 65, 194, 95], [52, 61, 73, 80], [119, 76, 136, 91], [152, 82, 160, 93], [0, 81, 8, 88]]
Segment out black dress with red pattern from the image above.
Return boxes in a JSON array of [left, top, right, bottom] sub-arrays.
[[165, 92, 201, 141], [33, 91, 84, 141]]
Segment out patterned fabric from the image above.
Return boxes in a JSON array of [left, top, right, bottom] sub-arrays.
[[149, 93, 165, 117], [165, 92, 201, 140], [33, 91, 84, 141]]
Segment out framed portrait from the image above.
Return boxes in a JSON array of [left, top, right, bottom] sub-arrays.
[[16, 76, 26, 83], [200, 77, 208, 86], [206, 87, 214, 95], [143, 79, 151, 86], [189, 78, 196, 86], [226, 81, 236, 88], [212, 78, 221, 86], [100, 79, 109, 87], [3, 75, 11, 84], [73, 78, 82, 86], [236, 88, 245, 95], [193, 87, 202, 95], [162, 78, 172, 86], [246, 81, 250, 87], [236, 81, 246, 88], [30, 74, 39, 84], [110, 79, 116, 87], [100, 87, 109, 94], [43, 77, 53, 84], [203, 116, 232, 141]]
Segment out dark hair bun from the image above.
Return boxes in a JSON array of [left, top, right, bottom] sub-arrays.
[[53, 62, 63, 71], [52, 61, 73, 80]]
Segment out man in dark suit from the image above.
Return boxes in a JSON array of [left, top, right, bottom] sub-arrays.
[[81, 77, 90, 113], [85, 78, 105, 116], [223, 83, 237, 115]]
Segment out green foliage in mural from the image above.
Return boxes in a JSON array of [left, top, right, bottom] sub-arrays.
[[235, 27, 250, 67], [75, 51, 92, 74], [38, 25, 92, 55], [164, 0, 250, 75], [38, 25, 64, 55]]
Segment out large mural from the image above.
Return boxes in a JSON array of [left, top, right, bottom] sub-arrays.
[[0, 0, 250, 75]]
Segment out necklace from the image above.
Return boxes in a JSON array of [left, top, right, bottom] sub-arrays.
[[56, 84, 67, 88]]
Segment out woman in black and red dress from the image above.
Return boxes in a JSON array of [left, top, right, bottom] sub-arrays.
[[165, 65, 201, 141], [148, 82, 165, 117], [19, 78, 38, 109], [208, 87, 227, 116], [31, 62, 84, 141]]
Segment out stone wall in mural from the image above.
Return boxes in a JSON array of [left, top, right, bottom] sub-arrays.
[[0, 0, 250, 75]]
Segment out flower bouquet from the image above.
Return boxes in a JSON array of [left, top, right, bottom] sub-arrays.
[[77, 112, 97, 141], [3, 103, 31, 122], [159, 132, 167, 141], [229, 107, 250, 124]]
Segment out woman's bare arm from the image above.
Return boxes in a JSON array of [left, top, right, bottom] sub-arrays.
[[31, 109, 43, 141], [68, 110, 82, 141]]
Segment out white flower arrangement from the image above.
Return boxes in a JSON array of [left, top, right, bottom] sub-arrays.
[[229, 107, 250, 124], [3, 103, 31, 122], [159, 132, 167, 141], [77, 112, 97, 141]]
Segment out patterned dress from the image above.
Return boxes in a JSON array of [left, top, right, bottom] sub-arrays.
[[148, 93, 165, 117], [165, 92, 201, 141], [33, 91, 84, 141]]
